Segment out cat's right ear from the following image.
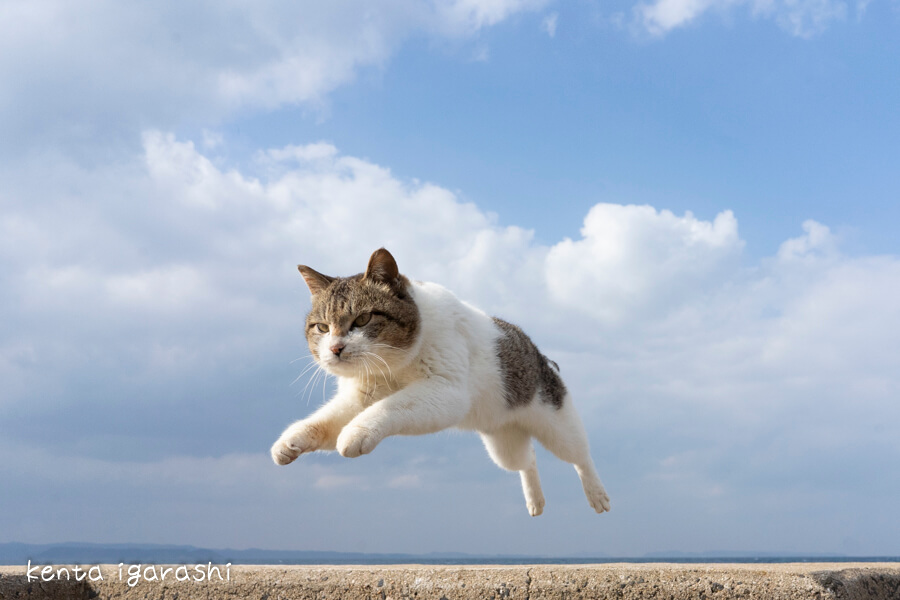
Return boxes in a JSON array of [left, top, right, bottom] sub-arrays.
[[298, 265, 335, 296], [364, 248, 400, 286]]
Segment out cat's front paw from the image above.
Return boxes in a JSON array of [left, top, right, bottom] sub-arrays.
[[270, 422, 326, 465], [336, 424, 382, 458], [271, 440, 299, 465]]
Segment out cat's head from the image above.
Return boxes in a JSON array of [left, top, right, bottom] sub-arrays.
[[298, 248, 420, 378]]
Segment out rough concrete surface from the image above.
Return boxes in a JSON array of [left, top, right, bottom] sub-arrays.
[[2, 563, 899, 600]]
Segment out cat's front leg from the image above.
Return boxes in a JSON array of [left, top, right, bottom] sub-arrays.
[[336, 378, 469, 458], [271, 383, 364, 465], [333, 423, 382, 458], [271, 420, 338, 465]]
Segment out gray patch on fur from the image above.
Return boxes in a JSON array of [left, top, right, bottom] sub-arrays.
[[492, 317, 566, 410]]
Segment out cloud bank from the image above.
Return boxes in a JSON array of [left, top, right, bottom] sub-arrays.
[[2, 133, 898, 553], [0, 0, 550, 154]]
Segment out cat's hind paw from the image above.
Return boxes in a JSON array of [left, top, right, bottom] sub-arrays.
[[527, 497, 545, 517], [336, 424, 382, 458], [586, 484, 611, 514]]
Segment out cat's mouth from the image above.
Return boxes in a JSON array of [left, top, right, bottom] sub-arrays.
[[321, 352, 357, 374]]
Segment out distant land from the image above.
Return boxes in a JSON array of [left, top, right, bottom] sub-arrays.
[[2, 543, 897, 566], [1, 542, 487, 566]]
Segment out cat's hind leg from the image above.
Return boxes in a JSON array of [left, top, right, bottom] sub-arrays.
[[532, 397, 611, 514], [480, 425, 545, 517]]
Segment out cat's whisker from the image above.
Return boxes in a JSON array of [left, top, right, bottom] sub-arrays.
[[300, 367, 318, 402], [363, 352, 393, 392], [316, 370, 330, 406], [359, 353, 370, 394], [302, 364, 328, 406], [365, 351, 395, 388], [369, 342, 403, 352], [291, 359, 321, 387], [289, 354, 314, 365], [304, 367, 321, 405], [361, 356, 375, 396], [368, 358, 376, 393], [364, 352, 394, 392], [299, 367, 316, 397], [320, 364, 330, 404]]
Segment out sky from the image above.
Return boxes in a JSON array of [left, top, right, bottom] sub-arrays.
[[1, 0, 899, 557]]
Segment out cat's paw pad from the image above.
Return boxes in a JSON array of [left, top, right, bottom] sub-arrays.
[[270, 423, 324, 465], [336, 424, 381, 458], [271, 440, 300, 465], [586, 484, 611, 513]]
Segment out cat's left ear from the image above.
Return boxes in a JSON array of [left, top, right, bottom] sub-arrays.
[[364, 248, 400, 286]]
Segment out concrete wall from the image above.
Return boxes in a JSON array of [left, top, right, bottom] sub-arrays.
[[2, 563, 899, 600]]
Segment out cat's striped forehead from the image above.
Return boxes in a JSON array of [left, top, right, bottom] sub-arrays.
[[310, 275, 379, 320], [306, 274, 420, 347], [314, 276, 363, 322]]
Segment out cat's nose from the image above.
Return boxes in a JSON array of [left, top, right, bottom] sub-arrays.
[[330, 342, 345, 357]]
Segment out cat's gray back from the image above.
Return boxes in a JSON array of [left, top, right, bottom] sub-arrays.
[[491, 317, 566, 410]]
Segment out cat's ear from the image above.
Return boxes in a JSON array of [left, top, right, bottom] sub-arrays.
[[298, 265, 335, 296], [364, 248, 400, 286]]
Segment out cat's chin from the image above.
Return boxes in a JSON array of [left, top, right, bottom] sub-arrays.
[[319, 356, 359, 377]]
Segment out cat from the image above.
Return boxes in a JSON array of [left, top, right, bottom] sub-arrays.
[[271, 248, 610, 516]]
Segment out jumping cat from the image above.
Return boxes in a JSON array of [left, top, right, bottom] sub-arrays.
[[271, 248, 610, 516]]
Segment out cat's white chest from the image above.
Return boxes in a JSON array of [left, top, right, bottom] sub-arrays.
[[355, 376, 396, 408]]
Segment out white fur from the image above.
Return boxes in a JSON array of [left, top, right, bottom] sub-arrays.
[[271, 280, 611, 515]]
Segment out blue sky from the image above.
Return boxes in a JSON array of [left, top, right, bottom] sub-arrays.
[[1, 0, 899, 557], [229, 3, 900, 255]]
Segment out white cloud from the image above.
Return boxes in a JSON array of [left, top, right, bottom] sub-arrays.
[[0, 0, 550, 153], [635, 0, 847, 36], [637, 0, 721, 34], [0, 437, 462, 547], [264, 143, 341, 165], [769, 0, 848, 36], [6, 133, 899, 408], [388, 473, 424, 488], [776, 219, 838, 262], [855, 0, 872, 18], [3, 133, 900, 553], [435, 0, 552, 32], [545, 204, 742, 322], [201, 130, 224, 150], [542, 12, 559, 36], [314, 473, 369, 490], [105, 266, 212, 312]]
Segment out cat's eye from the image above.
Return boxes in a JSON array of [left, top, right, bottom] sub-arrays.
[[315, 323, 329, 333], [353, 313, 372, 328]]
